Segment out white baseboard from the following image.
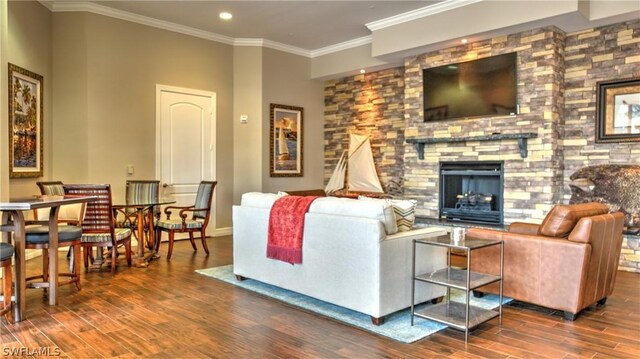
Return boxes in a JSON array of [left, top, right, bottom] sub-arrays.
[[213, 227, 232, 237]]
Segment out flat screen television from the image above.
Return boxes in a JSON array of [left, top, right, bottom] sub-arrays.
[[423, 52, 518, 121]]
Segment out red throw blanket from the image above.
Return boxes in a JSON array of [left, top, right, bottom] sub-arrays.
[[267, 196, 319, 264]]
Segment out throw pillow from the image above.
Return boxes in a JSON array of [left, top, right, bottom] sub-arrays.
[[358, 196, 417, 232], [387, 199, 417, 232]]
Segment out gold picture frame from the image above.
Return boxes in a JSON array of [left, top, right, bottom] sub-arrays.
[[8, 63, 43, 178], [596, 77, 640, 143], [270, 103, 303, 177]]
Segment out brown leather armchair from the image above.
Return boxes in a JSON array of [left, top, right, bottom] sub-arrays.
[[467, 202, 625, 320]]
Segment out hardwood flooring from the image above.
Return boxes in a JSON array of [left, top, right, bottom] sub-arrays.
[[1, 236, 639, 358]]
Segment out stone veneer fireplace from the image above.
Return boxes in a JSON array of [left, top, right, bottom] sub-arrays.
[[324, 20, 640, 272]]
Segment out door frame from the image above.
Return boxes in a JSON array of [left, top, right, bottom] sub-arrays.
[[155, 84, 217, 235]]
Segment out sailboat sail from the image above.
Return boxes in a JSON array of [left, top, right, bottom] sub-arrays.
[[278, 127, 289, 157], [325, 151, 347, 193], [324, 134, 384, 194]]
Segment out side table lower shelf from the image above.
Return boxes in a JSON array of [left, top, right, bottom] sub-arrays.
[[414, 301, 500, 331]]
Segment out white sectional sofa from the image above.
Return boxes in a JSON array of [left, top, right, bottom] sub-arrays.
[[232, 193, 448, 324]]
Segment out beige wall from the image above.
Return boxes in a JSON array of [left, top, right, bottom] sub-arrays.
[[233, 46, 263, 204], [7, 0, 52, 197], [261, 48, 325, 193], [52, 12, 234, 229]]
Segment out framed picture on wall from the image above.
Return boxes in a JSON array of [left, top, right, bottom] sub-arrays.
[[8, 63, 43, 178], [270, 103, 303, 177], [596, 77, 640, 143]]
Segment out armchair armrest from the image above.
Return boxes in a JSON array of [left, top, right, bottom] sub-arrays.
[[508, 222, 540, 235], [163, 205, 194, 220]]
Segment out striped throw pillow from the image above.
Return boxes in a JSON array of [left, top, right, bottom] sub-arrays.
[[387, 199, 417, 232], [358, 196, 417, 232]]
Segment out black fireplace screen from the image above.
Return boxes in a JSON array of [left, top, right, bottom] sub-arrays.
[[439, 162, 504, 225]]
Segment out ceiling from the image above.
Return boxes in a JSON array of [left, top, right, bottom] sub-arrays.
[[50, 0, 441, 51]]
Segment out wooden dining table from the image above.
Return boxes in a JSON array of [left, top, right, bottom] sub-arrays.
[[112, 199, 175, 267], [0, 195, 96, 322]]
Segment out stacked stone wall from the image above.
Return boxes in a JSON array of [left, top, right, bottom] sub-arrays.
[[562, 20, 640, 272], [403, 26, 566, 222], [323, 20, 640, 272], [324, 68, 405, 191]]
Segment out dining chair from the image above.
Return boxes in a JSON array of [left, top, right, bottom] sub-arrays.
[[24, 206, 85, 291], [64, 184, 132, 275], [118, 180, 160, 249], [0, 242, 14, 322], [155, 181, 216, 260]]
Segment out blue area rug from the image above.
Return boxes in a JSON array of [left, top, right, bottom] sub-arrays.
[[196, 265, 511, 343]]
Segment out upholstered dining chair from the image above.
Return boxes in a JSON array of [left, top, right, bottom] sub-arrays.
[[155, 181, 216, 260], [118, 180, 160, 249], [64, 184, 132, 275], [24, 202, 85, 291], [0, 242, 14, 322]]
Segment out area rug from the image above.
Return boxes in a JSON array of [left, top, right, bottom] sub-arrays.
[[196, 265, 511, 343]]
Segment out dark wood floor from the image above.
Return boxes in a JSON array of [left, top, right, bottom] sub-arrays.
[[1, 236, 639, 358]]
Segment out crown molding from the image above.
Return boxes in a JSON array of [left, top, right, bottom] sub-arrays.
[[365, 0, 482, 31], [310, 36, 372, 58], [49, 1, 235, 45], [235, 38, 312, 57]]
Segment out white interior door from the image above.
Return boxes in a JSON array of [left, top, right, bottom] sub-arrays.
[[156, 85, 216, 237]]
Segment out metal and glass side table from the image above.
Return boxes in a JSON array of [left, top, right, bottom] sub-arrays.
[[410, 234, 504, 343]]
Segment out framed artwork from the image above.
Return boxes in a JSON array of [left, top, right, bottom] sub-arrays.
[[270, 103, 303, 177], [8, 63, 43, 178], [596, 77, 640, 143]]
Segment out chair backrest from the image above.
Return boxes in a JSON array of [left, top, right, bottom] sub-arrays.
[[125, 180, 160, 215], [63, 184, 116, 239], [193, 181, 217, 219], [35, 181, 84, 224], [37, 181, 65, 195]]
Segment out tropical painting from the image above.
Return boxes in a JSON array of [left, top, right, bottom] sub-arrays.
[[9, 63, 43, 177], [270, 104, 303, 177]]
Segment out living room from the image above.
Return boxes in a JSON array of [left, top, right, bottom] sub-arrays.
[[1, 0, 639, 357]]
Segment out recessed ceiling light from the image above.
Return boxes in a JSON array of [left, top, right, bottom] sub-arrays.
[[461, 38, 468, 44], [219, 12, 233, 20], [360, 69, 366, 74]]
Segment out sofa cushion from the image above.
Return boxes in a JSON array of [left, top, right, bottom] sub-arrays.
[[309, 197, 398, 235], [240, 192, 288, 208], [539, 202, 609, 238]]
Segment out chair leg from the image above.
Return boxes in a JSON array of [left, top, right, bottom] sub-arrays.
[[125, 241, 132, 266], [110, 246, 117, 276], [73, 244, 82, 291], [154, 228, 162, 252], [167, 231, 175, 260], [2, 263, 12, 323], [42, 249, 49, 283], [200, 229, 209, 255], [83, 246, 90, 272], [188, 232, 197, 251]]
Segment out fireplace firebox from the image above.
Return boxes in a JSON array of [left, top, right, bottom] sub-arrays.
[[439, 161, 504, 225]]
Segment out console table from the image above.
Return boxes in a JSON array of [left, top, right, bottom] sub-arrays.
[[407, 132, 538, 159]]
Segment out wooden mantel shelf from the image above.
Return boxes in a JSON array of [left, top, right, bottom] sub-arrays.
[[406, 133, 538, 159]]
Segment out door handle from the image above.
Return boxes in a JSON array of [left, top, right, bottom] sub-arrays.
[[162, 183, 173, 188]]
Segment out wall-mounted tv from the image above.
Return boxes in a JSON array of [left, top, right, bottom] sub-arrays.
[[423, 52, 518, 121]]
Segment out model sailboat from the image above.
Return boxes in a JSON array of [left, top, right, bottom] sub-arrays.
[[325, 133, 384, 195]]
